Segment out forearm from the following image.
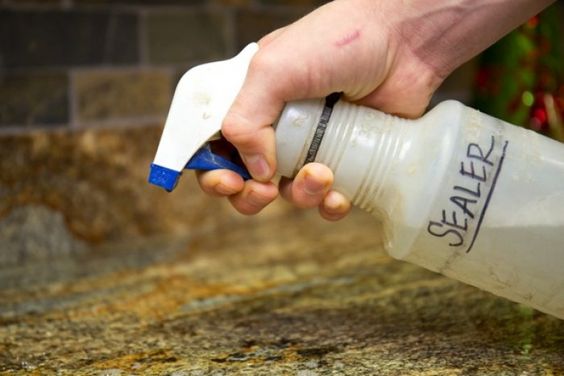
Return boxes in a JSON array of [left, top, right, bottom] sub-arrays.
[[388, 0, 555, 79]]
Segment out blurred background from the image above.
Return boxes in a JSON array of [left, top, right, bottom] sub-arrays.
[[0, 0, 562, 263]]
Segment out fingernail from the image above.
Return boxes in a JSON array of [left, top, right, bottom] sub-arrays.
[[324, 193, 342, 212], [245, 154, 270, 181], [303, 172, 327, 195]]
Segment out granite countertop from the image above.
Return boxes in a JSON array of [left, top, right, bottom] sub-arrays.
[[1, 209, 563, 375]]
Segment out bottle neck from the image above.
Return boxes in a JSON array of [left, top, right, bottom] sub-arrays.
[[275, 99, 411, 216], [321, 101, 409, 213]]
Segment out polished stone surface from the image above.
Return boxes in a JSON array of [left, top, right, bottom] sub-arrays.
[[1, 209, 563, 375]]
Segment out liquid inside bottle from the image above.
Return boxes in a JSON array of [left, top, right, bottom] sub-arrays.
[[275, 99, 564, 319]]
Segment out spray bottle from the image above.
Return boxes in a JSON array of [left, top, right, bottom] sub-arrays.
[[148, 43, 564, 319]]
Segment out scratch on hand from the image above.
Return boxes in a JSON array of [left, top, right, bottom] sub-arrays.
[[335, 29, 361, 47]]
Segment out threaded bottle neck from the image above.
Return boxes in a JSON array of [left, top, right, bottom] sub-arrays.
[[317, 101, 408, 213], [275, 99, 410, 216]]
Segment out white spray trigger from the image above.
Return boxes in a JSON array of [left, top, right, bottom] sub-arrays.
[[148, 43, 259, 191]]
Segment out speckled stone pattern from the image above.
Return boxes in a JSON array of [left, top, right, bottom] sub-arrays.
[[1, 207, 563, 375], [0, 126, 259, 263]]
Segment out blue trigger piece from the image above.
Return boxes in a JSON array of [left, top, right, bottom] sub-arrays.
[[186, 147, 251, 180]]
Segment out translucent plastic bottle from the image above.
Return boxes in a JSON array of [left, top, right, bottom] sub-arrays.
[[275, 98, 564, 319]]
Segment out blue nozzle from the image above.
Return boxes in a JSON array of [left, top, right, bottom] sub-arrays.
[[149, 146, 251, 192], [148, 164, 181, 192]]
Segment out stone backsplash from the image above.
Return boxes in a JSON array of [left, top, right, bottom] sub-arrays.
[[0, 0, 321, 130]]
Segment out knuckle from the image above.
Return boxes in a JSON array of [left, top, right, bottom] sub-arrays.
[[233, 202, 261, 216], [221, 113, 255, 147], [248, 50, 277, 77], [196, 176, 216, 196], [293, 195, 321, 209], [221, 113, 244, 141], [222, 114, 268, 150], [228, 194, 263, 215], [236, 207, 257, 216]]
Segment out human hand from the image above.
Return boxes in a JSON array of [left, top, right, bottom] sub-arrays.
[[197, 0, 553, 219], [198, 0, 438, 219]]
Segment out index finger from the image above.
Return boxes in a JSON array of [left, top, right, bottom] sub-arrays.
[[221, 50, 288, 182]]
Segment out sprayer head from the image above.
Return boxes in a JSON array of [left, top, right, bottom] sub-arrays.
[[148, 43, 258, 192]]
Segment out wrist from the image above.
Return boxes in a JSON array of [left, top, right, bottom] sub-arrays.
[[390, 0, 555, 80]]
